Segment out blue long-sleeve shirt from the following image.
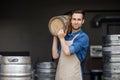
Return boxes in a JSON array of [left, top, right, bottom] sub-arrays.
[[58, 29, 89, 62]]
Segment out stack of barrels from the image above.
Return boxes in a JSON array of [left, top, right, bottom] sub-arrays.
[[0, 56, 32, 80], [36, 62, 56, 80], [102, 34, 120, 80]]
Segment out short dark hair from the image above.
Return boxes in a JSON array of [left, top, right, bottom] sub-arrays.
[[71, 9, 85, 19]]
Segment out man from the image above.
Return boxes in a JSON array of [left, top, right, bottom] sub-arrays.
[[52, 9, 89, 80]]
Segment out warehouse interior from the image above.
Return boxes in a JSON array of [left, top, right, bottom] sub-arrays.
[[0, 0, 120, 80]]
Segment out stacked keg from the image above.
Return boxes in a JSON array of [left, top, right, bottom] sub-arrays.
[[0, 55, 2, 73], [102, 34, 120, 80], [36, 62, 56, 80], [0, 56, 32, 80], [0, 55, 2, 63]]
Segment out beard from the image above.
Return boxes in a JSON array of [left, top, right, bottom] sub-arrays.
[[72, 26, 81, 31]]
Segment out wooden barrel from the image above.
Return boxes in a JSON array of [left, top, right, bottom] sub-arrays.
[[48, 15, 71, 36], [0, 56, 32, 80]]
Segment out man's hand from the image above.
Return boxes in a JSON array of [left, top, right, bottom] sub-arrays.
[[57, 29, 70, 56], [57, 29, 66, 39]]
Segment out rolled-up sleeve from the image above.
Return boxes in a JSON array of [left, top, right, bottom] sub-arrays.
[[69, 33, 89, 55], [69, 46, 75, 54]]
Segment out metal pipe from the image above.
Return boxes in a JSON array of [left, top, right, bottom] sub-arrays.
[[91, 15, 120, 27]]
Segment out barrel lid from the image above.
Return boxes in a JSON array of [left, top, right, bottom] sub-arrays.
[[48, 15, 71, 36], [48, 16, 65, 36]]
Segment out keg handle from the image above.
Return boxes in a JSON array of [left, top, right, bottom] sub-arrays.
[[8, 58, 19, 62]]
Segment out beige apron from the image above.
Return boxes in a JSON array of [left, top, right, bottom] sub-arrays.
[[55, 34, 82, 80]]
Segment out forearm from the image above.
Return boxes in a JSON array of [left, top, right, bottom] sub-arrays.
[[59, 38, 70, 56], [52, 37, 59, 59]]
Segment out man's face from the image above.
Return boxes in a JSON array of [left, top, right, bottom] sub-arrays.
[[71, 13, 84, 31]]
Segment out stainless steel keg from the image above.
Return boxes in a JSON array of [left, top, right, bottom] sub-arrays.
[[103, 54, 120, 63], [103, 46, 120, 55], [103, 72, 120, 80], [37, 62, 56, 69], [36, 62, 56, 80], [0, 55, 2, 64], [102, 34, 120, 46], [102, 34, 120, 80], [0, 76, 32, 80], [0, 56, 32, 80], [104, 63, 120, 73], [0, 55, 2, 75]]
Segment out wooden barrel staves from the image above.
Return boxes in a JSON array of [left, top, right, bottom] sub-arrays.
[[48, 15, 71, 36]]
